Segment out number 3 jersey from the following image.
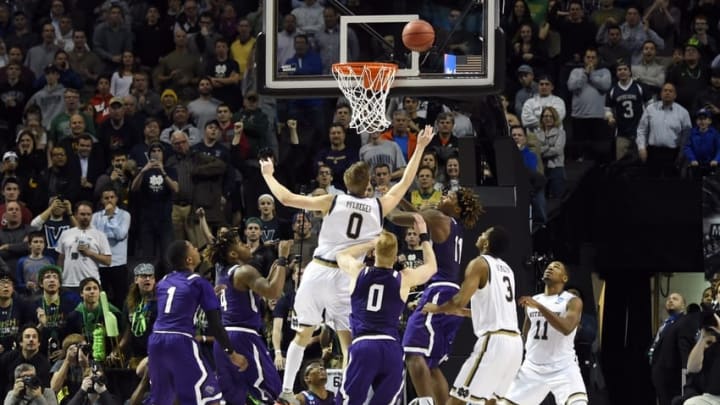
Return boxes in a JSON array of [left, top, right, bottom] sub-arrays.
[[524, 290, 578, 364], [350, 266, 404, 340], [314, 194, 383, 261], [471, 255, 520, 337]]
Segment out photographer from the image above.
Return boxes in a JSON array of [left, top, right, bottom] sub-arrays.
[[49, 334, 90, 402], [65, 369, 119, 405], [3, 363, 57, 405], [682, 312, 720, 405]]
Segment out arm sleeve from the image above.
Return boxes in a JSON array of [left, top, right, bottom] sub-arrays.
[[567, 68, 587, 92], [205, 309, 235, 354]]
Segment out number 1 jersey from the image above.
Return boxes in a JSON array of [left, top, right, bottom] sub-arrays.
[[153, 271, 220, 336], [470, 255, 520, 337], [314, 194, 383, 261]]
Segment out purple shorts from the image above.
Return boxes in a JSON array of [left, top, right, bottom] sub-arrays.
[[213, 327, 281, 404], [402, 283, 464, 368], [147, 332, 222, 405], [337, 336, 404, 405]]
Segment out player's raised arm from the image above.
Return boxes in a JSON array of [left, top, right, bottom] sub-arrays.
[[232, 240, 293, 299], [401, 214, 437, 293], [518, 295, 583, 336], [260, 158, 334, 211], [379, 125, 435, 214]]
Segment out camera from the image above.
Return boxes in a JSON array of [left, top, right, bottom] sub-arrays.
[[22, 376, 40, 391], [114, 163, 124, 171], [78, 343, 92, 356]]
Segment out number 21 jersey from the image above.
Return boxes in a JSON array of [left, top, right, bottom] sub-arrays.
[[314, 194, 383, 261], [525, 291, 577, 364]]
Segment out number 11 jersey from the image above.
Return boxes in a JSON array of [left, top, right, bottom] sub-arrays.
[[524, 290, 578, 364], [313, 194, 384, 261], [471, 255, 520, 337]]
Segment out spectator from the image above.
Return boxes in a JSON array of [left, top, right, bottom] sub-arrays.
[[16, 232, 54, 297], [205, 38, 241, 110], [48, 334, 90, 401], [314, 164, 344, 196], [0, 201, 32, 272], [381, 110, 419, 161], [156, 89, 179, 130], [0, 176, 33, 226], [109, 51, 135, 97], [111, 262, 157, 368], [567, 47, 612, 163], [132, 5, 173, 70], [315, 6, 359, 74], [0, 46, 35, 88], [192, 12, 222, 63], [291, 0, 324, 35], [277, 14, 300, 71], [130, 142, 177, 258], [409, 166, 443, 210], [15, 131, 46, 196], [48, 88, 95, 154], [536, 106, 567, 198], [215, 104, 235, 148], [521, 75, 567, 131], [93, 151, 135, 208], [631, 40, 665, 96], [30, 197, 75, 260], [3, 363, 58, 405], [684, 108, 720, 178], [509, 24, 548, 78], [256, 194, 290, 243], [24, 65, 64, 131], [512, 125, 547, 225], [43, 147, 81, 204], [0, 63, 33, 143], [682, 313, 720, 405], [514, 65, 538, 116], [0, 326, 51, 395], [174, 0, 200, 36], [547, 0, 596, 65], [428, 112, 460, 165], [66, 30, 102, 101], [88, 76, 113, 125], [69, 134, 106, 203], [598, 25, 631, 66], [5, 13, 39, 55], [25, 24, 58, 78], [159, 105, 201, 146], [55, 202, 111, 291], [596, 5, 665, 64], [187, 78, 222, 131], [155, 29, 203, 101], [359, 131, 407, 181], [129, 71, 161, 119], [372, 163, 394, 197], [0, 271, 29, 353], [400, 97, 427, 137], [92, 5, 133, 67], [589, 0, 625, 29], [233, 92, 271, 160], [637, 82, 692, 177], [607, 61, 648, 160], [667, 40, 710, 109], [90, 188, 130, 310], [128, 118, 167, 168], [288, 211, 318, 269], [313, 124, 359, 192], [229, 19, 255, 77], [442, 156, 462, 194], [687, 14, 717, 65], [96, 97, 137, 156], [32, 51, 82, 92]]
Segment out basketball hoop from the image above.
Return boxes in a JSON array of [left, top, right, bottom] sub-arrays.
[[332, 62, 398, 134]]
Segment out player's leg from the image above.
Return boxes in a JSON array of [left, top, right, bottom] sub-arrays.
[[500, 362, 551, 405], [281, 262, 329, 395], [247, 333, 282, 402], [367, 340, 404, 405], [147, 335, 174, 405], [430, 368, 449, 405], [338, 341, 377, 405], [171, 335, 222, 405], [213, 337, 248, 405], [549, 360, 588, 405], [327, 269, 352, 368]]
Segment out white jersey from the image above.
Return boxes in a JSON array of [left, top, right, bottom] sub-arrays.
[[313, 194, 383, 261], [524, 291, 578, 364], [470, 255, 520, 337]]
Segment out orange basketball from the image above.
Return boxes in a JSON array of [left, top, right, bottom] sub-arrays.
[[402, 20, 435, 52]]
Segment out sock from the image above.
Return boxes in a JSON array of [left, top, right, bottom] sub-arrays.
[[282, 341, 305, 392]]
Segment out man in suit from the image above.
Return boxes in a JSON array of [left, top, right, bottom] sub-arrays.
[[650, 292, 698, 405], [70, 133, 106, 202]]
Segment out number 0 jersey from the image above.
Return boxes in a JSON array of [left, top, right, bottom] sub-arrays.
[[524, 291, 578, 364], [470, 255, 520, 337], [350, 266, 404, 340], [314, 194, 383, 261]]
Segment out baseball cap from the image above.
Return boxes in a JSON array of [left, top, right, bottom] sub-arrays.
[[0, 271, 14, 285], [245, 217, 262, 228], [245, 91, 259, 101], [133, 263, 155, 276], [109, 97, 123, 106], [205, 119, 220, 129], [696, 108, 712, 118], [3, 151, 17, 161], [38, 265, 62, 282], [517, 65, 534, 75]]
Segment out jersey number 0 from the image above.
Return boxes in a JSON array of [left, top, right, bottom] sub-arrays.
[[346, 213, 363, 239]]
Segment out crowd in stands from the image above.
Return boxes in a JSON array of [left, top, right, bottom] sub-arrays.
[[0, 0, 717, 403]]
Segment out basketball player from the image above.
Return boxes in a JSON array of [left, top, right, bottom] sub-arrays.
[[262, 125, 435, 401], [205, 229, 292, 404], [147, 240, 248, 405], [500, 261, 588, 405], [388, 187, 484, 405], [335, 214, 437, 405], [423, 226, 522, 405], [295, 362, 334, 405]]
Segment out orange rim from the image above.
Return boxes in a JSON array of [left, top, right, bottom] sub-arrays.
[[332, 62, 398, 91]]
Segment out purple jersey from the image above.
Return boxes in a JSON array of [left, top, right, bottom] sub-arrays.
[[429, 217, 463, 284], [153, 271, 220, 336], [350, 267, 404, 340], [219, 265, 263, 331]]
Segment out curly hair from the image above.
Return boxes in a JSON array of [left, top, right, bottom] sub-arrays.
[[456, 187, 484, 229], [203, 228, 241, 266]]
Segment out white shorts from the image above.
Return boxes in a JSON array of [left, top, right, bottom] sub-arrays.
[[293, 260, 351, 331], [450, 331, 523, 403], [502, 358, 588, 405]]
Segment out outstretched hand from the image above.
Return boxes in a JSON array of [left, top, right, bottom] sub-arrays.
[[260, 158, 274, 176], [416, 125, 435, 148], [518, 296, 539, 309], [413, 213, 428, 235]]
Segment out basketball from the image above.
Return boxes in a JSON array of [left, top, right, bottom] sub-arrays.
[[402, 20, 435, 52]]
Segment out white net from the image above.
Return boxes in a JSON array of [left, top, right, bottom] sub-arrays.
[[332, 63, 398, 134]]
